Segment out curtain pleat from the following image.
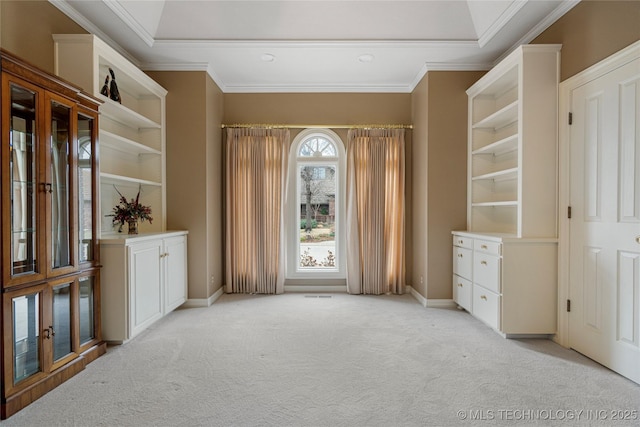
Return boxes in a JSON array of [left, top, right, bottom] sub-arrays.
[[225, 128, 290, 294], [346, 128, 405, 295]]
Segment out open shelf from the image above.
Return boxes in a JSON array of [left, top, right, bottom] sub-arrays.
[[472, 100, 518, 130], [472, 134, 518, 157], [472, 167, 518, 182], [99, 96, 161, 130], [100, 130, 161, 155], [472, 201, 518, 207], [100, 173, 162, 187]]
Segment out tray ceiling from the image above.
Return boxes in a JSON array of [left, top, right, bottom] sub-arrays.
[[50, 0, 578, 92]]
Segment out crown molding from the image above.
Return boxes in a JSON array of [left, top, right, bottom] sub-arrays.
[[476, 0, 528, 48], [103, 0, 156, 47]]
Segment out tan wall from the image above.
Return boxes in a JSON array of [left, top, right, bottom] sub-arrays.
[[224, 93, 412, 152], [0, 0, 85, 73], [533, 0, 640, 81], [206, 75, 225, 296], [147, 71, 225, 300], [410, 71, 484, 300], [410, 75, 429, 297], [426, 72, 485, 299]]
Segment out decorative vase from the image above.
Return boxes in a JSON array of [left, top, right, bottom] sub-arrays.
[[127, 219, 138, 235]]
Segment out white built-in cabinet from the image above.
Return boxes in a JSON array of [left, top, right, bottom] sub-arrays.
[[53, 34, 167, 234], [52, 34, 189, 342], [454, 44, 561, 337], [452, 232, 557, 335], [100, 232, 188, 343]]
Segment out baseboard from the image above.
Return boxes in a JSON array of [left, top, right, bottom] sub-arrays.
[[183, 286, 225, 308], [407, 286, 427, 307], [427, 299, 456, 308], [407, 286, 456, 308], [285, 285, 347, 293]]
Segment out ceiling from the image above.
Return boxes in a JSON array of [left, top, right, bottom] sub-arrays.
[[50, 0, 578, 93]]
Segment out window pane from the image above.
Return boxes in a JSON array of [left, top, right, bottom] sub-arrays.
[[298, 137, 336, 157], [298, 165, 336, 270]]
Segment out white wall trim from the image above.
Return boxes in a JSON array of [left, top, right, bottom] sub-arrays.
[[183, 286, 225, 308], [408, 285, 427, 307], [427, 299, 457, 309], [407, 286, 456, 308], [284, 285, 347, 293], [556, 39, 640, 348]]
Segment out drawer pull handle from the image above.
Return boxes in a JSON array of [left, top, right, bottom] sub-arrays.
[[480, 260, 487, 265], [481, 244, 488, 249], [480, 295, 487, 301]]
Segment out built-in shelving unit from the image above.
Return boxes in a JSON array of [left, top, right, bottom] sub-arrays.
[[467, 44, 561, 237], [453, 44, 561, 337], [53, 34, 168, 235]]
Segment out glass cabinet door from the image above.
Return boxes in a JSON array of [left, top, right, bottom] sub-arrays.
[[5, 81, 41, 284], [50, 280, 75, 368], [77, 112, 97, 264], [3, 284, 46, 394], [78, 274, 98, 350], [47, 97, 74, 275]]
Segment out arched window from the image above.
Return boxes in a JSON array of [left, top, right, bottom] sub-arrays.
[[287, 129, 345, 281]]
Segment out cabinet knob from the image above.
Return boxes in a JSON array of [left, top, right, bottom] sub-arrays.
[[458, 240, 464, 244], [480, 260, 487, 265], [458, 254, 463, 258], [457, 283, 463, 287], [480, 295, 487, 301], [636, 235, 640, 244], [481, 244, 488, 249]]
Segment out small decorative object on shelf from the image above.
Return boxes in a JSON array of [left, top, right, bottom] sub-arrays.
[[107, 185, 152, 234], [100, 74, 110, 97], [108, 67, 121, 103]]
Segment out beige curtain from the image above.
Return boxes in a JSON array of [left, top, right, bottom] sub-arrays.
[[346, 128, 405, 295], [225, 128, 290, 294]]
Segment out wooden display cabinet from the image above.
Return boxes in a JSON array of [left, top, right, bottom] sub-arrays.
[[0, 49, 106, 419]]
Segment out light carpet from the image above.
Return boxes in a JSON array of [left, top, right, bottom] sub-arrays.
[[2, 293, 639, 427]]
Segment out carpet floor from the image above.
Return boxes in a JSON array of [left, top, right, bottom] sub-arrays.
[[2, 293, 639, 427]]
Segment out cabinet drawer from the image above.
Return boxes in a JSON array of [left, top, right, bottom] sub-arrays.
[[474, 252, 501, 293], [473, 285, 500, 330], [453, 235, 473, 249], [453, 247, 472, 280], [474, 239, 501, 256], [453, 274, 472, 312]]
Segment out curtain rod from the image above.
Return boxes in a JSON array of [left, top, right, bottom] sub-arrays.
[[221, 123, 413, 130]]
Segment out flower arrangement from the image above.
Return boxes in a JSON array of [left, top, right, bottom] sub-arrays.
[[108, 186, 152, 233]]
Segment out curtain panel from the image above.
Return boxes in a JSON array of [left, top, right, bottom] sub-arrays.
[[225, 128, 290, 294], [346, 128, 406, 295]]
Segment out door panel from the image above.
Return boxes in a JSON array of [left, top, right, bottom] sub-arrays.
[[569, 58, 640, 384]]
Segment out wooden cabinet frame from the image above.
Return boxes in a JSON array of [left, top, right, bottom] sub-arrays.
[[0, 48, 106, 419]]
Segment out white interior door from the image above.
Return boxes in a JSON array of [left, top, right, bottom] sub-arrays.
[[568, 56, 640, 384]]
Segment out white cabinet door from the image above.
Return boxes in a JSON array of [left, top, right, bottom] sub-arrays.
[[163, 235, 187, 313], [129, 240, 163, 337]]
